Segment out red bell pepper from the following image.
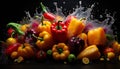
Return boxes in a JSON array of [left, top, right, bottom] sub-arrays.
[[5, 43, 21, 55], [40, 2, 55, 22], [51, 21, 67, 43], [64, 15, 76, 26]]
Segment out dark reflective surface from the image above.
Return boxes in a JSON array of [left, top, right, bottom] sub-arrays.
[[2, 62, 120, 69]]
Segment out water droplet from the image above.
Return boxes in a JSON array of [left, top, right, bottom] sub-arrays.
[[100, 15, 103, 18], [63, 1, 65, 4], [79, 1, 82, 6]]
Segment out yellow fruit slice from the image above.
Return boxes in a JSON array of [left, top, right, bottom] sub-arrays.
[[82, 57, 90, 64]]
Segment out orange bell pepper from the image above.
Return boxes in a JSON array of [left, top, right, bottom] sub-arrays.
[[36, 31, 54, 50], [17, 43, 34, 58], [52, 43, 70, 60], [67, 18, 85, 39], [88, 27, 107, 46]]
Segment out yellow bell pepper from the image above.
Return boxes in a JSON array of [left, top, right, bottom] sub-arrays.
[[52, 43, 70, 60], [37, 20, 51, 34], [20, 24, 30, 33], [36, 31, 54, 50], [77, 45, 101, 60], [67, 18, 85, 39], [88, 27, 107, 46]]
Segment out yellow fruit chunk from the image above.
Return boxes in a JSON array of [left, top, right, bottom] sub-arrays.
[[14, 56, 24, 63]]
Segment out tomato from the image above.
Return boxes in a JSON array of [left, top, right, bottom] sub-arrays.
[[36, 50, 47, 60]]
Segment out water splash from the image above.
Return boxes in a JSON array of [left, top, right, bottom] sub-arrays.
[[21, 1, 116, 38]]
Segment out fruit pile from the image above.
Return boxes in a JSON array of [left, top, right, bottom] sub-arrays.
[[1, 3, 120, 64]]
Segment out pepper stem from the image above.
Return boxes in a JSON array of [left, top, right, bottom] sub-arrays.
[[32, 34, 38, 39], [11, 31, 15, 38], [80, 17, 86, 21], [56, 21, 62, 30], [40, 2, 47, 13], [32, 34, 43, 41], [22, 44, 25, 49], [38, 37, 44, 41], [56, 46, 63, 54]]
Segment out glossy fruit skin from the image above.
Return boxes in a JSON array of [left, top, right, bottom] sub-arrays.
[[7, 28, 14, 37], [7, 22, 25, 35], [36, 31, 54, 50], [67, 18, 85, 39], [68, 54, 76, 63], [37, 21, 51, 34], [104, 47, 114, 54], [41, 2, 55, 22], [77, 45, 101, 60], [64, 15, 76, 27], [36, 50, 47, 60], [11, 51, 18, 59], [5, 43, 21, 55], [68, 36, 85, 54], [51, 21, 68, 43], [88, 27, 107, 46], [6, 37, 17, 46], [17, 43, 34, 58], [52, 43, 70, 60]]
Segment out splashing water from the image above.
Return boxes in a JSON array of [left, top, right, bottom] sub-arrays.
[[23, 1, 116, 37]]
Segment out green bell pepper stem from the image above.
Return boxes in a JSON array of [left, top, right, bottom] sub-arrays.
[[56, 21, 62, 30], [7, 22, 24, 35]]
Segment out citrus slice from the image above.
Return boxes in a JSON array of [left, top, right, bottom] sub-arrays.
[[82, 57, 90, 64]]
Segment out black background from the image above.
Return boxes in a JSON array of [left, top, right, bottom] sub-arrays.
[[0, 0, 120, 69], [0, 0, 120, 41]]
